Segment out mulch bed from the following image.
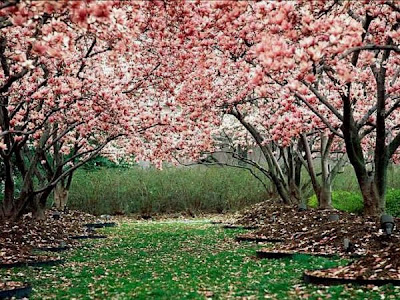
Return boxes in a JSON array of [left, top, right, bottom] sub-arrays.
[[84, 222, 117, 229], [0, 259, 64, 269], [234, 200, 400, 284], [256, 249, 336, 259], [303, 244, 400, 285], [303, 271, 400, 286], [0, 210, 114, 266], [235, 233, 284, 243], [222, 224, 259, 230], [0, 281, 32, 299], [235, 200, 399, 256]]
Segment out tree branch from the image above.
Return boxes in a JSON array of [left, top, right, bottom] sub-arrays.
[[294, 92, 344, 138], [341, 44, 400, 59], [302, 81, 343, 121]]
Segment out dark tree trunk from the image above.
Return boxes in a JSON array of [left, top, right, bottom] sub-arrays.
[[358, 175, 386, 216]]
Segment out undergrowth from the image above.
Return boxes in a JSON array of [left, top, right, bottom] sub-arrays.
[[67, 166, 269, 215]]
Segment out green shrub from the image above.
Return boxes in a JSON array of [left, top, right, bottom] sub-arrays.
[[308, 190, 363, 214], [386, 188, 400, 217], [67, 166, 269, 215], [81, 156, 132, 171], [308, 189, 400, 216]]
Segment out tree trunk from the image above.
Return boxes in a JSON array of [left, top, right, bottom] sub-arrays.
[[32, 196, 46, 220], [10, 192, 34, 221], [318, 183, 332, 209], [289, 181, 302, 204], [30, 189, 52, 220], [0, 159, 15, 218], [359, 176, 385, 216], [272, 176, 291, 204], [0, 199, 15, 220], [300, 133, 332, 208], [54, 183, 69, 210]]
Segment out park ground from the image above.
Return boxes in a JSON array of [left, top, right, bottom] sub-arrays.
[[2, 219, 400, 299]]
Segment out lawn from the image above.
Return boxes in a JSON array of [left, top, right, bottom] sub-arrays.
[[2, 219, 400, 299]]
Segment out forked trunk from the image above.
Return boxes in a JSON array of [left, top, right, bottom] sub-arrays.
[[5, 192, 34, 222], [273, 177, 291, 204]]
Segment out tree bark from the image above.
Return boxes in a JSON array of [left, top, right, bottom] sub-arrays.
[[54, 183, 69, 210], [359, 175, 386, 215], [318, 182, 332, 209]]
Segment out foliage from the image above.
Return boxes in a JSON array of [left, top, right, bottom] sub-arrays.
[[308, 191, 364, 214], [386, 189, 400, 218], [67, 166, 269, 215], [81, 156, 132, 171], [2, 220, 400, 299], [308, 189, 400, 217]]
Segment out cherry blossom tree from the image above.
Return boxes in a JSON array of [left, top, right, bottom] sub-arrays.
[[161, 0, 399, 215], [251, 0, 400, 215], [0, 1, 125, 219], [143, 0, 349, 208], [3, 0, 398, 220], [0, 1, 176, 220]]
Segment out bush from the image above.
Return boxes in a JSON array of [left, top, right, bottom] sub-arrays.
[[308, 190, 363, 214], [386, 189, 400, 217], [308, 189, 400, 216], [67, 166, 269, 215]]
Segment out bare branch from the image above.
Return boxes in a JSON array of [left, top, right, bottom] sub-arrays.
[[0, 36, 10, 77], [388, 132, 400, 158], [33, 134, 125, 194], [76, 36, 96, 79], [43, 121, 84, 151]]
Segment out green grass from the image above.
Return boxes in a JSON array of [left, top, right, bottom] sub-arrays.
[[308, 189, 400, 216], [316, 164, 400, 192], [67, 166, 269, 215], [2, 220, 400, 299], [308, 191, 364, 214]]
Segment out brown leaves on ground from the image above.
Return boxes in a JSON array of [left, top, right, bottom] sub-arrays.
[[235, 200, 400, 281], [0, 210, 110, 265], [0, 281, 28, 290]]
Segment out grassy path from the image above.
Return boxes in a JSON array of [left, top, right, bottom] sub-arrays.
[[2, 219, 400, 299]]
